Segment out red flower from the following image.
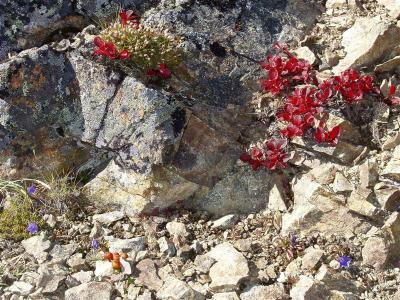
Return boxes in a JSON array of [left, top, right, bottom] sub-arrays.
[[146, 64, 172, 79], [314, 121, 341, 145], [93, 37, 119, 59], [93, 37, 130, 60], [158, 64, 172, 79], [119, 50, 130, 60], [119, 10, 139, 26]]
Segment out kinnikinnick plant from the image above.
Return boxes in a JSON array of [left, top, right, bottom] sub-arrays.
[[93, 10, 181, 79], [241, 42, 400, 171]]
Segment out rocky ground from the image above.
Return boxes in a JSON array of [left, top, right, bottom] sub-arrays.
[[1, 0, 400, 299]]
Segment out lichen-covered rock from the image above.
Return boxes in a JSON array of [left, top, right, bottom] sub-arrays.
[[0, 0, 87, 61], [172, 113, 241, 187], [84, 160, 200, 215], [191, 167, 276, 216], [143, 0, 320, 107], [0, 45, 96, 177]]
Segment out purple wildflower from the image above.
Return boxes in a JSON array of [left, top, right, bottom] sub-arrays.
[[92, 239, 99, 250], [338, 255, 351, 268], [27, 184, 36, 195], [290, 234, 297, 247], [27, 222, 39, 234]]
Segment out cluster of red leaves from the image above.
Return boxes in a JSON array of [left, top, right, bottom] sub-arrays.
[[260, 43, 317, 96], [332, 69, 377, 103], [385, 84, 400, 105], [240, 139, 290, 171], [103, 252, 128, 270], [146, 63, 172, 79], [241, 42, 394, 171], [93, 37, 130, 60]]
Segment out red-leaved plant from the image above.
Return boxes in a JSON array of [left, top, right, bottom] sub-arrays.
[[241, 42, 396, 171], [92, 10, 174, 79]]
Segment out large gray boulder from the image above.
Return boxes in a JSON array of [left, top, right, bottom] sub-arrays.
[[143, 0, 320, 107]]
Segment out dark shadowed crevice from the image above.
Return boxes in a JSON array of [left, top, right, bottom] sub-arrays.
[[210, 42, 227, 57], [171, 108, 187, 137]]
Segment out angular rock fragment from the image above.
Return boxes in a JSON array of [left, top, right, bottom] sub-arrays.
[[65, 281, 113, 300], [334, 16, 400, 73], [207, 243, 249, 292]]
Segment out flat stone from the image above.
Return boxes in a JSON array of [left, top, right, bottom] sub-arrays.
[[326, 0, 352, 9], [294, 47, 316, 65], [156, 276, 205, 300], [37, 263, 68, 294], [85, 161, 199, 216], [301, 247, 324, 271], [207, 242, 249, 292], [127, 285, 141, 300], [375, 56, 400, 73], [359, 160, 379, 188], [347, 188, 383, 220], [92, 211, 125, 225], [375, 188, 400, 211], [107, 236, 145, 253], [333, 172, 353, 193], [211, 215, 238, 230], [211, 292, 240, 300], [21, 232, 51, 262], [330, 290, 361, 300], [67, 253, 87, 271], [240, 284, 289, 300], [292, 137, 365, 165], [71, 271, 93, 284], [381, 145, 400, 181], [194, 254, 216, 274], [362, 212, 400, 269], [50, 243, 78, 263], [65, 281, 113, 300], [94, 260, 114, 277], [282, 172, 371, 237], [315, 265, 362, 294], [166, 221, 189, 237], [268, 176, 288, 211], [377, 0, 400, 18], [290, 275, 329, 300], [334, 15, 400, 73], [134, 259, 164, 291], [137, 291, 154, 300], [158, 237, 176, 257], [120, 257, 133, 275], [193, 167, 275, 216], [8, 281, 34, 296]]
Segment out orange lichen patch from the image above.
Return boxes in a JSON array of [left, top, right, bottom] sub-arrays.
[[10, 67, 25, 90], [0, 127, 91, 179], [9, 96, 37, 111], [29, 65, 46, 90]]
